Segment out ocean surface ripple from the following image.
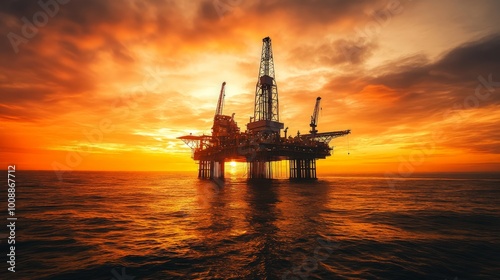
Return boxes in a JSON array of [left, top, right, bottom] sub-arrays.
[[3, 171, 499, 279]]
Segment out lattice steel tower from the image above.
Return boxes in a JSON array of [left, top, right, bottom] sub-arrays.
[[255, 36, 278, 121], [248, 37, 284, 134]]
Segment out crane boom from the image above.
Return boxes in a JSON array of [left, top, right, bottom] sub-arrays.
[[310, 97, 321, 134], [215, 81, 226, 117]]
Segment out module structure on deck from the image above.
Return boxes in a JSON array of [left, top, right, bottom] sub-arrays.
[[179, 37, 350, 180]]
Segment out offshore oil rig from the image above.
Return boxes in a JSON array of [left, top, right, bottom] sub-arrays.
[[179, 37, 350, 180]]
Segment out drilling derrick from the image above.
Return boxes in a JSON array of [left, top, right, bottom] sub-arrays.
[[247, 37, 284, 135], [178, 36, 351, 180]]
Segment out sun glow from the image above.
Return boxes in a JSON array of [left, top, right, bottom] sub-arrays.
[[1, 2, 499, 174]]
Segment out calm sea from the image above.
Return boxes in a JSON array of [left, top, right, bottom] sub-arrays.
[[2, 171, 499, 279]]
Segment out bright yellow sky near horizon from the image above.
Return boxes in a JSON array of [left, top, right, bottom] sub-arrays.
[[1, 0, 500, 175]]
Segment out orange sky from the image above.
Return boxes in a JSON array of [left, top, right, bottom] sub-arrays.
[[1, 0, 500, 176]]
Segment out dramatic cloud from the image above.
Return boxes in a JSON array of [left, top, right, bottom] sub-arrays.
[[1, 0, 499, 173]]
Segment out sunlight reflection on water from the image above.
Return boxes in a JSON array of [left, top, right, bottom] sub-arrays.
[[10, 171, 500, 279]]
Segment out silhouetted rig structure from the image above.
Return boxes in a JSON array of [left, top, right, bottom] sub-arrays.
[[179, 37, 350, 180]]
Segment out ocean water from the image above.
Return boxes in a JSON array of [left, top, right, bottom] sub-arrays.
[[2, 171, 500, 279]]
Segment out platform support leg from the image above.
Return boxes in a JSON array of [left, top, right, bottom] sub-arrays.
[[248, 161, 273, 179], [289, 159, 317, 180], [198, 160, 213, 179]]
